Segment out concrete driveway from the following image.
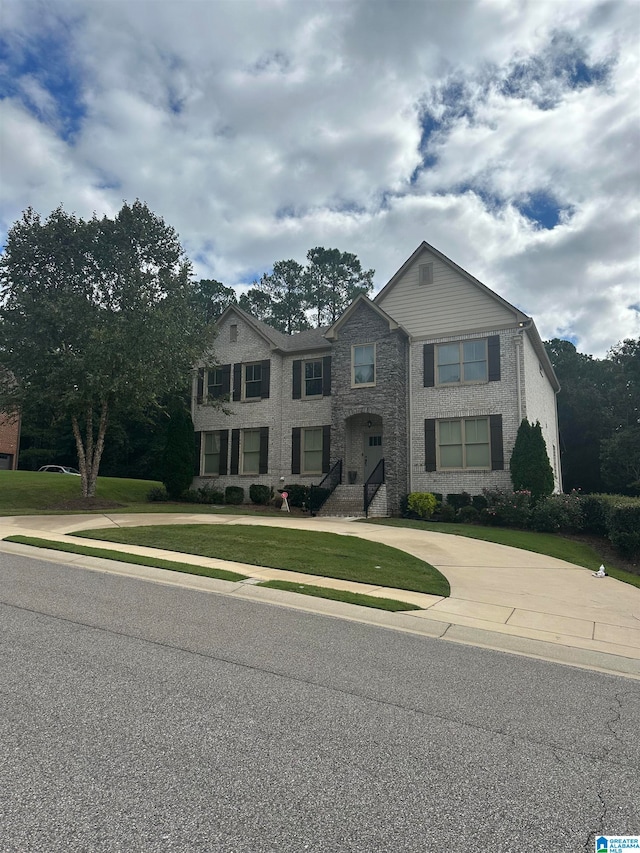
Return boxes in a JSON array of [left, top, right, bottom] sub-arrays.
[[1, 512, 639, 678]]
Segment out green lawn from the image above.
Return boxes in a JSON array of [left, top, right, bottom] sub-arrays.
[[72, 524, 450, 596], [258, 580, 422, 611], [0, 469, 163, 513], [4, 535, 247, 582]]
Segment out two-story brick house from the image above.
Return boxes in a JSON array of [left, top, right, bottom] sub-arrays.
[[192, 242, 562, 515]]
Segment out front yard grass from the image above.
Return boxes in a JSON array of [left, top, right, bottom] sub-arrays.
[[258, 580, 422, 611], [71, 524, 450, 596]]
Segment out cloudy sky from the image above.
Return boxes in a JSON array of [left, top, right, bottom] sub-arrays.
[[1, 0, 638, 357]]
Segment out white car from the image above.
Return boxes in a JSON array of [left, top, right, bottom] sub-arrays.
[[38, 465, 81, 475]]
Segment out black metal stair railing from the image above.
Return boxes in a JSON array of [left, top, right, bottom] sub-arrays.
[[309, 459, 342, 515], [364, 458, 385, 518]]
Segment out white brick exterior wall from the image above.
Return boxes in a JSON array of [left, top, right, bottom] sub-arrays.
[[191, 246, 562, 511], [521, 331, 562, 491]]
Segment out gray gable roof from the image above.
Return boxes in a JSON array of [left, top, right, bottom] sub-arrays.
[[216, 304, 330, 354]]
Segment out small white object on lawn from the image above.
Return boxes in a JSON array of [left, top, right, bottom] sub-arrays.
[[592, 565, 606, 578]]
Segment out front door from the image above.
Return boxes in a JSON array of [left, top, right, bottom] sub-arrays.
[[364, 433, 383, 480]]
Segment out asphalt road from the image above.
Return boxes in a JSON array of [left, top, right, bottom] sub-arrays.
[[1, 552, 639, 853]]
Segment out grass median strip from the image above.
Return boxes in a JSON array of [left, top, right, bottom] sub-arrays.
[[258, 580, 422, 611], [71, 524, 449, 596], [3, 536, 248, 582]]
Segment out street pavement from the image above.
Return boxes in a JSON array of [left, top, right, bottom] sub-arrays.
[[1, 550, 639, 852], [1, 512, 639, 678]]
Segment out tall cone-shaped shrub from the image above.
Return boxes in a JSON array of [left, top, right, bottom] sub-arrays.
[[510, 418, 554, 502]]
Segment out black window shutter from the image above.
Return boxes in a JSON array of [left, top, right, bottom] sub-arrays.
[[292, 360, 302, 399], [490, 414, 504, 470], [197, 368, 204, 403], [261, 360, 270, 399], [425, 419, 436, 471], [322, 425, 331, 473], [194, 431, 202, 476], [488, 336, 501, 382], [218, 430, 229, 475], [423, 344, 435, 387], [232, 364, 241, 401], [322, 356, 332, 396], [259, 427, 269, 474], [221, 364, 231, 396], [291, 427, 301, 474], [230, 429, 240, 474]]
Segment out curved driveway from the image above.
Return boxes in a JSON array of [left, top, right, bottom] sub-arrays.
[[1, 512, 639, 678]]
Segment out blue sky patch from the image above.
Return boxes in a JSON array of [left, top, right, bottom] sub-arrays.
[[0, 24, 86, 142], [516, 191, 569, 230]]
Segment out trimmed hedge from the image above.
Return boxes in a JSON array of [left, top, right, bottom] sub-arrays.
[[249, 484, 272, 505], [224, 485, 245, 505]]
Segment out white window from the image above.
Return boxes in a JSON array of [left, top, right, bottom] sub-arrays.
[[352, 344, 376, 386], [242, 429, 261, 474], [438, 418, 490, 469], [302, 427, 323, 474], [207, 367, 224, 399], [304, 360, 323, 397], [437, 340, 487, 384], [203, 432, 221, 475], [244, 363, 262, 399]]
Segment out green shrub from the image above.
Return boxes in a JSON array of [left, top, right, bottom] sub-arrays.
[[530, 492, 583, 533], [283, 484, 310, 508], [407, 492, 437, 520], [510, 419, 554, 503], [457, 505, 480, 524], [162, 404, 196, 500], [198, 484, 224, 504], [249, 484, 272, 505], [180, 489, 201, 503], [481, 488, 531, 528], [607, 502, 640, 558], [225, 485, 245, 505], [472, 494, 488, 511], [446, 492, 471, 511], [439, 503, 456, 523], [147, 485, 170, 502], [580, 494, 614, 536]]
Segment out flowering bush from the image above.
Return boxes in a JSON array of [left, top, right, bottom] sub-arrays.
[[480, 488, 531, 528]]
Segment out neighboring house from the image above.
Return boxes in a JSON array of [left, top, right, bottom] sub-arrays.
[[192, 242, 562, 515], [0, 410, 21, 470]]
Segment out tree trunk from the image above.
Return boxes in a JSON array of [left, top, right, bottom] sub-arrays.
[[71, 401, 109, 498]]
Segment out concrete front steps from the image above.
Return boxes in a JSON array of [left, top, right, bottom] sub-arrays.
[[316, 484, 388, 518]]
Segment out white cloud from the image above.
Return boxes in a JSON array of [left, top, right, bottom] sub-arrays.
[[0, 0, 638, 357]]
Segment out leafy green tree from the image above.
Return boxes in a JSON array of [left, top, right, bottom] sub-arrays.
[[191, 279, 237, 323], [162, 401, 196, 499], [600, 425, 640, 495], [255, 259, 310, 334], [544, 339, 616, 492], [510, 418, 555, 502], [0, 202, 213, 498], [304, 247, 374, 326], [238, 286, 273, 324]]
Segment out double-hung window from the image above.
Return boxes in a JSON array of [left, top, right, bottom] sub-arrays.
[[437, 340, 488, 384], [352, 344, 376, 386], [302, 427, 323, 474], [207, 367, 224, 399], [244, 363, 262, 399], [304, 360, 323, 397], [438, 417, 490, 469], [203, 432, 221, 475], [242, 429, 261, 474]]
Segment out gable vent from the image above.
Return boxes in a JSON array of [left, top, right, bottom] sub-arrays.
[[418, 262, 433, 285]]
